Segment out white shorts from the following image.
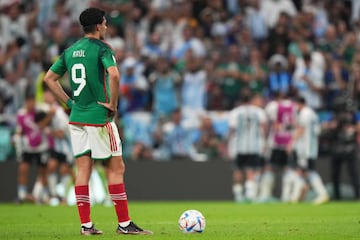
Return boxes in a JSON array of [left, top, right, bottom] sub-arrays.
[[69, 122, 122, 160]]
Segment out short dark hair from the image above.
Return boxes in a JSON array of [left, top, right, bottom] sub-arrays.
[[79, 8, 105, 33], [294, 95, 306, 104], [240, 93, 252, 103], [303, 53, 311, 62]]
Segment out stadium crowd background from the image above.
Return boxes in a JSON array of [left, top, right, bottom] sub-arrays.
[[0, 0, 360, 163]]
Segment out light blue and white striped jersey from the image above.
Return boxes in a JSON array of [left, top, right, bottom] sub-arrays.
[[295, 106, 320, 160], [229, 105, 267, 155]]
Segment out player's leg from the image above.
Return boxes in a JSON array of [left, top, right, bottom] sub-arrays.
[[17, 153, 31, 202], [289, 168, 306, 203], [307, 159, 329, 204], [232, 154, 245, 202], [58, 161, 73, 202], [258, 149, 276, 202], [280, 151, 297, 203], [331, 154, 342, 200], [37, 158, 50, 204], [244, 168, 257, 201], [345, 152, 360, 200], [106, 155, 130, 225], [90, 122, 152, 235], [47, 152, 59, 198], [244, 155, 259, 202], [258, 164, 275, 202], [75, 154, 101, 235], [69, 124, 102, 235], [289, 156, 309, 203]]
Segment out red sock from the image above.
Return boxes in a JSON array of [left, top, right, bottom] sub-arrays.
[[108, 184, 130, 223], [75, 185, 91, 224]]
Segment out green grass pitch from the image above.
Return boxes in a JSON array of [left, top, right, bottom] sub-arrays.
[[0, 201, 359, 240]]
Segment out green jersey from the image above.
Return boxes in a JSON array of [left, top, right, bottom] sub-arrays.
[[50, 37, 117, 126]]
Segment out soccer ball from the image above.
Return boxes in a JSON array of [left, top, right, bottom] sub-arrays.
[[178, 209, 206, 233]]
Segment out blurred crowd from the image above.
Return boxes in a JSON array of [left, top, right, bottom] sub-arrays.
[[1, 0, 360, 203], [1, 0, 360, 161]]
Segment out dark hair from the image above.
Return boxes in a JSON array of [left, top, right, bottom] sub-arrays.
[[34, 111, 47, 123], [79, 8, 105, 33], [294, 95, 306, 104], [303, 53, 311, 62], [240, 93, 252, 103]]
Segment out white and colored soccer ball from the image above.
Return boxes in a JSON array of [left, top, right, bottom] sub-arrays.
[[178, 209, 206, 233]]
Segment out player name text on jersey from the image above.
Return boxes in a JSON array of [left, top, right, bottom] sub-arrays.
[[72, 50, 86, 58]]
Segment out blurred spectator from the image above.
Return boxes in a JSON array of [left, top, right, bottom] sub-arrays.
[[323, 57, 349, 111], [26, 46, 43, 89], [51, 0, 71, 35], [37, 0, 57, 33], [90, 0, 133, 37], [318, 24, 341, 62], [244, 47, 267, 94], [149, 56, 181, 119], [194, 115, 227, 160], [119, 57, 149, 113], [181, 56, 207, 114], [171, 24, 206, 61], [209, 21, 229, 53], [46, 23, 67, 62], [267, 54, 292, 98], [267, 11, 291, 58], [65, 21, 83, 46], [293, 53, 325, 110], [307, 0, 329, 39], [245, 0, 268, 46], [3, 37, 27, 85], [0, 1, 37, 49], [2, 37, 28, 112], [162, 108, 207, 162], [142, 32, 165, 60], [260, 0, 297, 28], [122, 112, 154, 161], [65, 0, 91, 21], [338, 31, 357, 69], [215, 44, 244, 110]]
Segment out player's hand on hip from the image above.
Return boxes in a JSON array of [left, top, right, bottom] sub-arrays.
[[97, 101, 116, 112]]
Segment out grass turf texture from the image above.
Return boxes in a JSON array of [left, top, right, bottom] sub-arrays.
[[0, 201, 359, 240]]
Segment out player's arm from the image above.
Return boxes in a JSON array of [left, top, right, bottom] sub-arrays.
[[108, 65, 120, 111], [98, 47, 120, 113], [287, 119, 305, 153], [98, 66, 119, 112], [44, 54, 73, 108], [44, 71, 72, 106]]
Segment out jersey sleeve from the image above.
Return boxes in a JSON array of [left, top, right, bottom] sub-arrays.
[[228, 110, 237, 128], [100, 47, 117, 69], [258, 108, 267, 124], [298, 111, 308, 127], [50, 53, 67, 76]]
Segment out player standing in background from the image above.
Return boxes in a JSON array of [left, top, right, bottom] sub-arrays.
[[44, 8, 152, 235], [288, 96, 329, 204], [228, 94, 267, 202], [263, 93, 298, 202], [15, 89, 54, 203], [42, 86, 74, 204]]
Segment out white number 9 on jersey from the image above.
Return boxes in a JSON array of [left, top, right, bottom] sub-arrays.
[[71, 63, 86, 96]]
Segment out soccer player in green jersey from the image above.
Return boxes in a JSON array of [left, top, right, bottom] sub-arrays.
[[44, 8, 152, 236]]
